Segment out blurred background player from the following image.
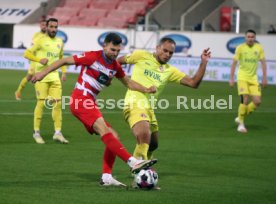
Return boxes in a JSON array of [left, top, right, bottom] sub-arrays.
[[15, 18, 47, 100], [118, 38, 211, 160], [229, 29, 267, 133], [24, 18, 68, 144], [31, 32, 157, 187]]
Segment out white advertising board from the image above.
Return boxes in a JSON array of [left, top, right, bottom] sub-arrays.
[[13, 25, 276, 60], [1, 48, 276, 84], [0, 0, 42, 24]]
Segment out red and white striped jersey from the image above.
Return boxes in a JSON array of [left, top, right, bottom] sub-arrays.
[[73, 50, 125, 98]]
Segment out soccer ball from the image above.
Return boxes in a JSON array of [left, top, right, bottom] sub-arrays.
[[133, 168, 158, 189]]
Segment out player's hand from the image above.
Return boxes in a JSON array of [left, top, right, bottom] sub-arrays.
[[147, 86, 157, 93], [40, 58, 48, 65], [61, 73, 66, 82], [229, 79, 235, 87], [201, 48, 211, 63], [262, 78, 267, 88], [31, 72, 46, 83]]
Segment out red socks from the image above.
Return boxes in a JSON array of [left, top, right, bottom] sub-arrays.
[[101, 132, 131, 163]]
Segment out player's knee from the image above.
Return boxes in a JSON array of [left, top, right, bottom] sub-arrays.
[[254, 99, 261, 106]]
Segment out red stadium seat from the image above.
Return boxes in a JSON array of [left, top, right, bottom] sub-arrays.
[[89, 1, 118, 10], [78, 8, 108, 19], [97, 17, 128, 28], [68, 16, 98, 26], [107, 10, 137, 24], [117, 1, 147, 16], [50, 7, 82, 18]]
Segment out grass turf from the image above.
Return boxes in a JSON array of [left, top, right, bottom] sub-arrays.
[[0, 69, 276, 204]]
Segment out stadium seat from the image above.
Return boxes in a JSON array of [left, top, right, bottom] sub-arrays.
[[68, 16, 98, 26], [107, 10, 137, 24], [89, 1, 118, 10], [78, 8, 108, 19], [97, 17, 128, 28], [117, 1, 148, 16], [50, 7, 80, 17]]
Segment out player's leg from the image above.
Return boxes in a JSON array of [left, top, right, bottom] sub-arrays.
[[147, 131, 159, 160], [236, 81, 249, 133], [49, 80, 68, 144], [123, 107, 152, 160], [15, 66, 34, 100], [93, 117, 157, 174], [132, 121, 151, 160], [100, 127, 127, 187], [147, 111, 159, 159], [247, 83, 261, 115], [33, 82, 48, 143]]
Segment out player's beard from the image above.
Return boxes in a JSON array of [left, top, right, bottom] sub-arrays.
[[48, 31, 56, 38]]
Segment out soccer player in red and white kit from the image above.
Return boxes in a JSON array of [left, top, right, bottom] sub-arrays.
[[31, 33, 157, 187]]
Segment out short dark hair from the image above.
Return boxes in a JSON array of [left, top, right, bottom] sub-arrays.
[[158, 37, 176, 46], [245, 29, 256, 35], [46, 18, 58, 26], [104, 33, 122, 45]]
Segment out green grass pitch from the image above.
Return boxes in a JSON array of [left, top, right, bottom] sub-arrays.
[[0, 69, 276, 204]]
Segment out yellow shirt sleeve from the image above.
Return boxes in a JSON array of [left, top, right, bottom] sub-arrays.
[[125, 50, 147, 64], [24, 38, 42, 62], [24, 49, 40, 62], [259, 45, 265, 60], [233, 45, 241, 61], [168, 67, 186, 84]]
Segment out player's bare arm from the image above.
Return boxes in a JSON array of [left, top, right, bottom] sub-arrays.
[[119, 76, 157, 93], [32, 56, 75, 83], [117, 56, 127, 64], [180, 48, 211, 88], [229, 59, 238, 87], [261, 58, 267, 88]]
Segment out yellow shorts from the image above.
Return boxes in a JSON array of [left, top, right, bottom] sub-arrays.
[[123, 106, 159, 133], [237, 80, 261, 96], [35, 80, 62, 100]]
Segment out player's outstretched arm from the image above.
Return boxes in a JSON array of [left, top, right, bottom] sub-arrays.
[[229, 59, 237, 87], [117, 56, 127, 64], [180, 48, 211, 88], [119, 76, 157, 93], [31, 56, 75, 83]]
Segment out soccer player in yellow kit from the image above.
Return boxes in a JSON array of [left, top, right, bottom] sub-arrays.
[[118, 38, 211, 160], [15, 18, 47, 100], [24, 18, 68, 144], [230, 29, 267, 133]]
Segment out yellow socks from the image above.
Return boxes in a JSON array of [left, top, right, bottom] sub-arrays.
[[52, 100, 62, 131], [34, 100, 44, 131], [238, 104, 247, 124], [16, 77, 28, 93], [133, 143, 149, 160], [247, 102, 257, 115]]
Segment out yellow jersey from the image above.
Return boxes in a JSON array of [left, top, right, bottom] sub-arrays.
[[234, 43, 265, 83], [29, 31, 46, 68], [27, 35, 64, 82], [124, 50, 185, 108]]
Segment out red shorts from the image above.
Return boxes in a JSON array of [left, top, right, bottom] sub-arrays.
[[70, 89, 110, 134]]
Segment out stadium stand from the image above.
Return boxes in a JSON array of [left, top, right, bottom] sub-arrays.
[[46, 0, 158, 28]]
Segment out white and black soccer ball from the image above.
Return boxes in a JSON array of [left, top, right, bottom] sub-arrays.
[[134, 168, 158, 189]]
